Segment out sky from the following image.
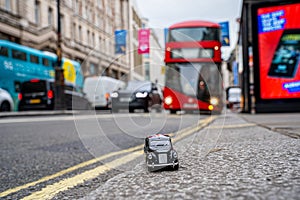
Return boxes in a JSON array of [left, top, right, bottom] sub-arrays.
[[133, 0, 243, 59]]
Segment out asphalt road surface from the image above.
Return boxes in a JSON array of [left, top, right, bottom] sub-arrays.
[[0, 111, 205, 199]]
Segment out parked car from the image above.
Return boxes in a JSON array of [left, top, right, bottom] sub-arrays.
[[0, 88, 14, 112], [226, 86, 241, 109], [111, 80, 162, 113], [83, 76, 125, 109], [18, 79, 90, 111], [144, 134, 179, 172]]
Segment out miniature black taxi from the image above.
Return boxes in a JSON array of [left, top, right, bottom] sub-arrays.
[[144, 134, 179, 171]]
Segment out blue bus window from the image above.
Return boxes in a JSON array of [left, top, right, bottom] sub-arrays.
[[0, 46, 8, 57], [42, 58, 50, 67], [12, 49, 27, 61], [30, 54, 39, 64]]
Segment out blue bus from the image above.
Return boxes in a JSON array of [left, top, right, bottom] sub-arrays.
[[0, 40, 84, 111]]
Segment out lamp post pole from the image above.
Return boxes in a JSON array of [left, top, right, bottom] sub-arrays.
[[54, 0, 65, 110]]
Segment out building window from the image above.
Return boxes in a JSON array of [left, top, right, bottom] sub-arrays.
[[60, 14, 64, 35], [87, 30, 90, 46], [92, 33, 95, 46], [72, 23, 76, 40], [97, 0, 103, 9], [99, 37, 102, 51], [73, 0, 78, 14], [35, 1, 40, 25], [48, 7, 53, 26], [5, 0, 11, 11], [83, 5, 87, 19], [90, 63, 96, 75], [78, 26, 82, 41]]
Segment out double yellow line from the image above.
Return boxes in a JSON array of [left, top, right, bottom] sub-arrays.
[[0, 116, 216, 200]]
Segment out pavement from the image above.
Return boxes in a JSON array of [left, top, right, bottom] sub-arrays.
[[78, 111, 300, 200], [1, 110, 299, 199]]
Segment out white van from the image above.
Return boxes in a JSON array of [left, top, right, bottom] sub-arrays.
[[226, 87, 241, 109], [83, 76, 125, 109]]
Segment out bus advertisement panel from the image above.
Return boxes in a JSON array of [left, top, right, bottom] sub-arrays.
[[257, 3, 300, 100]]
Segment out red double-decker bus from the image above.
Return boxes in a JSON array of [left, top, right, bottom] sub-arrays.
[[164, 20, 223, 114]]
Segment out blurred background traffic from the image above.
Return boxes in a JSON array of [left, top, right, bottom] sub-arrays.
[[0, 0, 299, 114]]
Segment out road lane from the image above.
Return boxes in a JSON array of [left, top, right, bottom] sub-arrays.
[[0, 113, 206, 198], [19, 116, 215, 200]]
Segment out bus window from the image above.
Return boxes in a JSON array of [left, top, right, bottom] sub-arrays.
[[30, 55, 39, 64], [12, 49, 27, 61], [169, 27, 220, 42], [42, 58, 51, 67], [0, 46, 9, 57]]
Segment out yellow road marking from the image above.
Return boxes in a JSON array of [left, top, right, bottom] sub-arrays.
[[22, 150, 143, 200], [207, 123, 256, 129], [1, 116, 217, 199], [0, 144, 143, 198]]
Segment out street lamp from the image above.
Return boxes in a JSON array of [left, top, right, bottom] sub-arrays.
[[54, 0, 65, 110]]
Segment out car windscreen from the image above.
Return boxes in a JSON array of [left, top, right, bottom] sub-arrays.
[[165, 63, 222, 102], [149, 140, 171, 151], [125, 81, 151, 92], [21, 81, 46, 93]]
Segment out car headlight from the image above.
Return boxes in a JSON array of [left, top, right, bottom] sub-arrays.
[[111, 92, 119, 98], [136, 92, 148, 98], [210, 97, 219, 106], [164, 96, 173, 105]]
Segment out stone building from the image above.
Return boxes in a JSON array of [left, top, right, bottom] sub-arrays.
[[0, 0, 145, 81]]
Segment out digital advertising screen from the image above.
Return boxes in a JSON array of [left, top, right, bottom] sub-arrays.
[[257, 3, 300, 99]]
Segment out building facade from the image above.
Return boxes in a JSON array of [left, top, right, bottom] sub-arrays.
[[0, 0, 145, 81]]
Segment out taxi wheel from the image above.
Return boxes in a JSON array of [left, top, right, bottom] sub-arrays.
[[173, 163, 179, 170]]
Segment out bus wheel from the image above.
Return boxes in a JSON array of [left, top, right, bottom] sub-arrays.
[[170, 109, 177, 114]]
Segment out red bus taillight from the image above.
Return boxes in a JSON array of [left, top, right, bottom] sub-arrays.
[[30, 79, 40, 83], [47, 90, 54, 99], [18, 93, 22, 100]]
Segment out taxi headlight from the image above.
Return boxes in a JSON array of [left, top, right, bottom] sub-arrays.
[[173, 151, 177, 158], [210, 97, 219, 106], [148, 153, 153, 160], [111, 92, 119, 98], [165, 96, 173, 105]]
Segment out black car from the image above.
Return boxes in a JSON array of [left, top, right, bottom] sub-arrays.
[[144, 134, 179, 172], [18, 79, 91, 111], [111, 80, 162, 113]]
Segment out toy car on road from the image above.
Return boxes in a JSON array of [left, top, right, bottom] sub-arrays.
[[144, 134, 179, 171]]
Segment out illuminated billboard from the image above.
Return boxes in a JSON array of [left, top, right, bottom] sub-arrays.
[[257, 3, 300, 99]]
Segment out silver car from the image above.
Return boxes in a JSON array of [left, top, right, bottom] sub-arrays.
[[0, 88, 14, 112]]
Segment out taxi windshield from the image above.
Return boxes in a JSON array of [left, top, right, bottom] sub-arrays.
[[149, 140, 171, 151]]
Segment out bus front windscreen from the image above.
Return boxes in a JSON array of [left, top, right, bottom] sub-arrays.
[[165, 63, 221, 103], [168, 27, 220, 42]]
